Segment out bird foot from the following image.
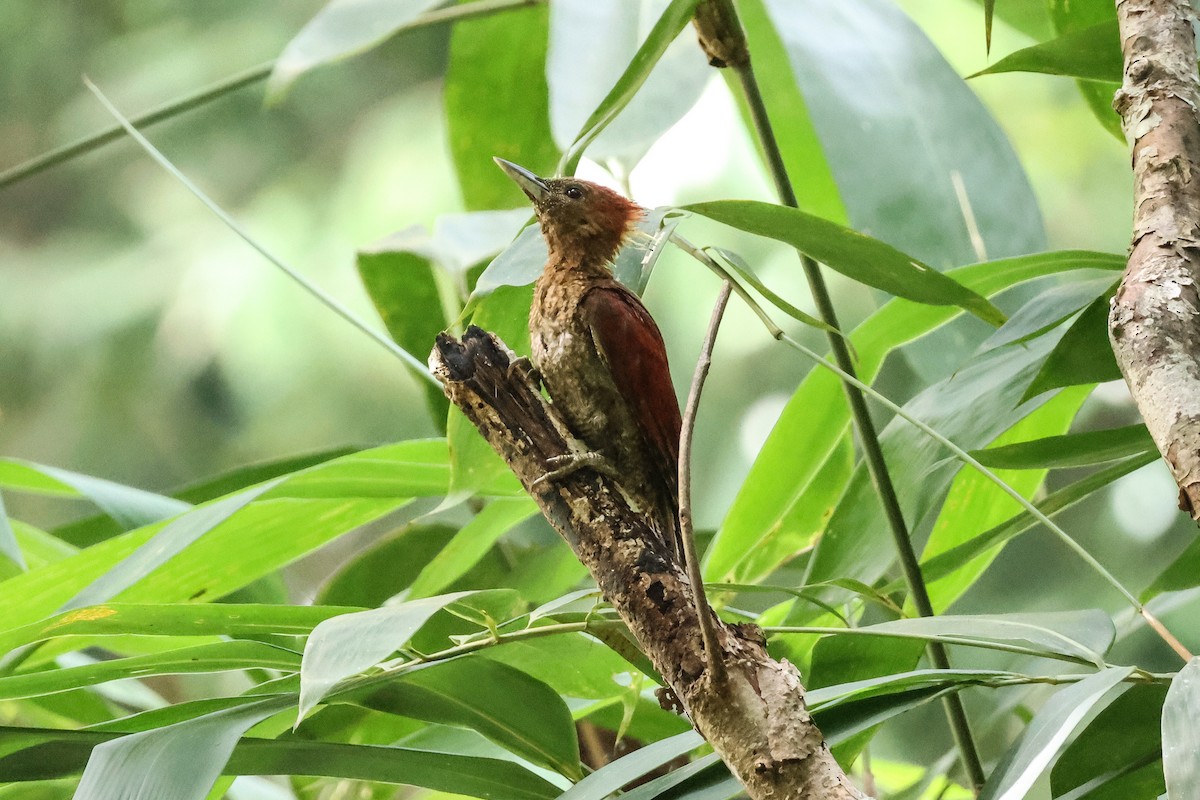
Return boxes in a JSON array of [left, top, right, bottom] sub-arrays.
[[533, 451, 619, 486], [507, 356, 542, 388]]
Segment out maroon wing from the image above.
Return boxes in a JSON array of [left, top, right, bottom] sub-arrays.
[[579, 284, 682, 490]]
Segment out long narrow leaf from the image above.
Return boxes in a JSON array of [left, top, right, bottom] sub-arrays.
[[557, 730, 704, 800], [970, 21, 1122, 82], [685, 200, 1005, 324], [1162, 658, 1200, 799], [298, 590, 502, 721], [971, 424, 1156, 470], [0, 727, 562, 800], [0, 642, 301, 701], [267, 0, 442, 99], [979, 667, 1134, 800], [0, 460, 189, 531], [73, 696, 291, 800], [560, 0, 703, 173]]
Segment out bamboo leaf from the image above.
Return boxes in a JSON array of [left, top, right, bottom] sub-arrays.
[[708, 250, 1122, 585], [0, 461, 189, 531], [73, 696, 292, 800], [556, 730, 703, 800], [298, 590, 508, 721], [1161, 658, 1200, 800], [684, 200, 1006, 325], [0, 727, 562, 799], [409, 498, 538, 597], [560, 0, 703, 172], [445, 2, 559, 210], [366, 656, 581, 779], [0, 642, 301, 701], [971, 424, 1156, 470], [267, 0, 442, 100], [979, 667, 1134, 800], [972, 21, 1121, 82]]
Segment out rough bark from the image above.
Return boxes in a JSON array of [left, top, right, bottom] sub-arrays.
[[430, 327, 864, 800], [1110, 0, 1200, 517]]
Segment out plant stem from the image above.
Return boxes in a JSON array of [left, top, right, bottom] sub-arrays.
[[0, 0, 543, 191], [84, 78, 439, 383], [707, 0, 985, 785], [679, 281, 733, 682]]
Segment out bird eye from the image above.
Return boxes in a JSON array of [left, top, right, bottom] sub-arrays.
[[564, 185, 584, 200]]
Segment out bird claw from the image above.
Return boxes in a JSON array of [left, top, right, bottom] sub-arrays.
[[533, 451, 618, 486], [507, 356, 542, 388]]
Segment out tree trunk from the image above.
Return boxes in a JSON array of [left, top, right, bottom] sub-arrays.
[[1110, 0, 1200, 517], [430, 327, 865, 800]]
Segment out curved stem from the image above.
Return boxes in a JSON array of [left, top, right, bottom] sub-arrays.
[[84, 78, 438, 384], [718, 7, 984, 786], [679, 281, 733, 682], [0, 0, 543, 191]]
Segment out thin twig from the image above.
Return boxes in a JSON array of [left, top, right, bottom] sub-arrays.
[[720, 10, 986, 786], [0, 0, 543, 191], [1140, 608, 1194, 661], [82, 77, 439, 384], [679, 281, 733, 683]]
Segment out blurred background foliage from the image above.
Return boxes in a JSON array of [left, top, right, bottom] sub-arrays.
[[1, 0, 1185, 601], [1, 0, 1197, 796]]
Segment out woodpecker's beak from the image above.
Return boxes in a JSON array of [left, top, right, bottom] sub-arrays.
[[493, 157, 549, 204]]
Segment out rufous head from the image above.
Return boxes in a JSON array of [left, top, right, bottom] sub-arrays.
[[494, 157, 643, 268]]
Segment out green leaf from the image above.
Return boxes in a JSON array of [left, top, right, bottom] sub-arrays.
[[1143, 534, 1200, 601], [482, 632, 643, 699], [62, 482, 279, 614], [445, 2, 559, 210], [366, 656, 581, 779], [357, 247, 450, 430], [978, 275, 1117, 353], [1161, 658, 1200, 800], [1045, 0, 1123, 139], [706, 245, 841, 335], [813, 684, 960, 749], [557, 730, 704, 800], [0, 603, 356, 655], [547, 0, 707, 169], [971, 21, 1122, 81], [560, 0, 703, 173], [918, 451, 1159, 589], [409, 498, 538, 597], [922, 387, 1088, 613], [684, 200, 1006, 325], [0, 727, 563, 800], [318, 524, 458, 608], [616, 754, 727, 800], [298, 590, 505, 720], [708, 251, 1121, 584], [759, 0, 1045, 269], [0, 460, 189, 531], [737, 0, 847, 223], [0, 493, 25, 575], [809, 668, 1019, 710], [804, 334, 1060, 594], [0, 443, 442, 633], [74, 695, 292, 800], [859, 610, 1115, 664], [984, 0, 995, 50], [1023, 291, 1121, 401], [1052, 684, 1167, 800], [979, 667, 1134, 800], [0, 642, 301, 701], [267, 0, 443, 100], [972, 424, 1156, 470]]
